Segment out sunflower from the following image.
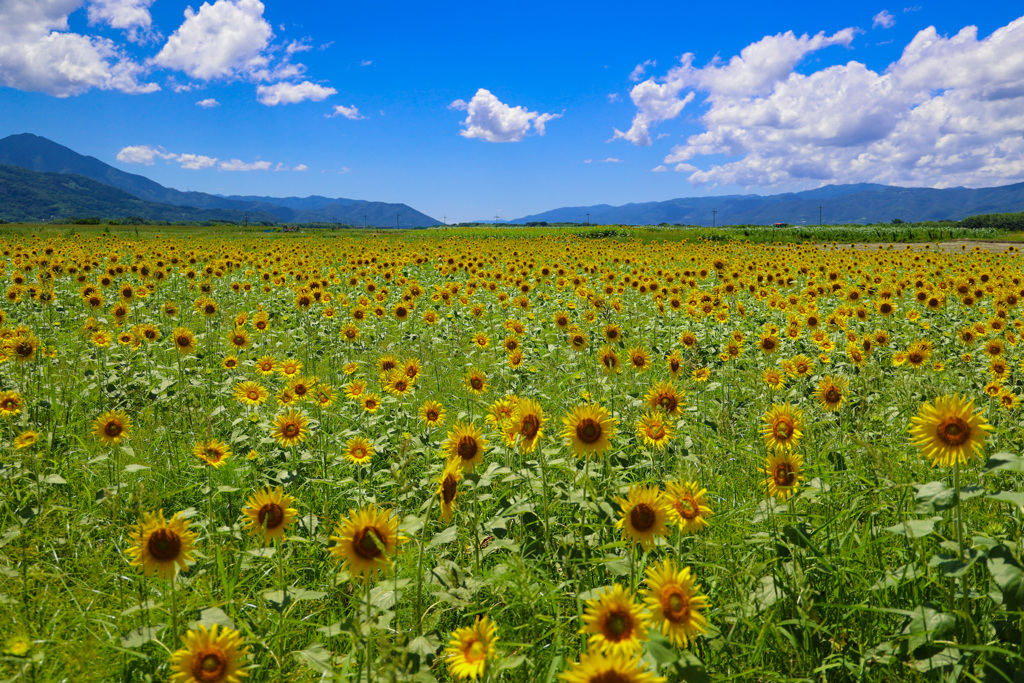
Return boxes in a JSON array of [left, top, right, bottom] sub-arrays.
[[193, 438, 232, 467], [628, 347, 650, 372], [472, 332, 490, 349], [0, 390, 23, 417], [663, 480, 713, 533], [665, 350, 683, 379], [126, 509, 198, 579], [504, 398, 544, 453], [377, 354, 400, 376], [507, 350, 524, 368], [240, 486, 298, 545], [361, 393, 381, 413], [437, 459, 462, 522], [92, 409, 131, 446], [385, 370, 414, 396], [640, 559, 710, 648], [464, 367, 488, 395], [444, 615, 498, 681], [278, 358, 303, 377], [403, 358, 422, 381], [760, 403, 803, 453], [909, 394, 993, 467], [345, 436, 375, 465], [254, 355, 276, 376], [444, 422, 488, 471], [419, 400, 446, 427], [562, 404, 617, 458], [345, 379, 367, 400], [762, 367, 786, 390], [691, 366, 710, 383], [559, 651, 666, 683], [233, 381, 268, 407], [486, 395, 519, 427], [225, 328, 250, 350], [757, 333, 780, 355], [614, 485, 673, 551], [814, 375, 849, 412], [328, 504, 403, 578], [14, 430, 38, 450], [171, 327, 197, 354], [580, 584, 650, 656], [313, 383, 336, 408], [905, 340, 933, 369], [271, 410, 309, 447], [288, 376, 316, 402], [786, 354, 814, 378], [763, 451, 805, 500], [169, 623, 249, 683], [644, 381, 684, 416], [635, 412, 673, 449], [598, 345, 621, 374]]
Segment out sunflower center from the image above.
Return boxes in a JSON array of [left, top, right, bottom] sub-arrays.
[[772, 418, 793, 440], [104, 422, 122, 437], [258, 503, 284, 530], [176, 335, 190, 347], [908, 352, 923, 364], [677, 496, 697, 519], [762, 338, 776, 351], [457, 436, 479, 460], [351, 446, 368, 460], [147, 528, 182, 561], [442, 476, 458, 504], [427, 410, 439, 421], [520, 415, 539, 439], [470, 378, 483, 390], [630, 503, 656, 531], [658, 395, 677, 412], [824, 387, 842, 404], [283, 423, 298, 437], [354, 527, 385, 559], [590, 673, 630, 683], [773, 462, 796, 487], [604, 609, 633, 640], [464, 638, 486, 663], [647, 423, 666, 440], [663, 587, 691, 621], [192, 649, 226, 681], [937, 417, 970, 446], [247, 390, 259, 400], [576, 418, 602, 444]]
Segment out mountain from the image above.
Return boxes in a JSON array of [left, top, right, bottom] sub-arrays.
[[0, 164, 280, 223], [511, 182, 1024, 225], [0, 133, 441, 227]]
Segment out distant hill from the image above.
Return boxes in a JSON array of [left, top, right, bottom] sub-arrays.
[[510, 182, 1024, 225], [0, 164, 279, 223], [0, 133, 441, 227]]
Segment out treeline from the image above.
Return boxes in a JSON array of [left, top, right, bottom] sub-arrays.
[[960, 212, 1024, 231]]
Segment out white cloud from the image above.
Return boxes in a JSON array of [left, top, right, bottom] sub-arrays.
[[116, 145, 175, 165], [628, 59, 656, 82], [873, 10, 896, 29], [451, 88, 561, 142], [256, 80, 336, 105], [293, 164, 308, 171], [631, 16, 1024, 190], [176, 153, 218, 170], [87, 0, 157, 42], [613, 28, 855, 145], [652, 165, 668, 172], [285, 39, 312, 56], [327, 104, 365, 120], [116, 145, 218, 169], [219, 158, 272, 171], [152, 0, 273, 80], [0, 0, 158, 97], [361, 59, 373, 66], [196, 97, 219, 108], [607, 92, 620, 103], [585, 157, 622, 164]]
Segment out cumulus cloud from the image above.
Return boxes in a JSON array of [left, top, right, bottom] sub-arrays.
[[219, 158, 272, 171], [176, 153, 218, 170], [613, 28, 855, 145], [196, 97, 219, 107], [293, 164, 308, 171], [256, 80, 335, 105], [873, 10, 896, 29], [450, 88, 561, 142], [116, 145, 217, 169], [327, 104, 364, 120], [87, 0, 157, 42], [628, 16, 1024, 190], [152, 0, 273, 80], [0, 0, 158, 97]]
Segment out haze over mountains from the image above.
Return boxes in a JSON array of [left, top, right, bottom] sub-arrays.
[[0, 133, 1022, 227], [0, 134, 441, 226]]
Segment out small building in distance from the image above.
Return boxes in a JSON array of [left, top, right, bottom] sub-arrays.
[[773, 222, 789, 228]]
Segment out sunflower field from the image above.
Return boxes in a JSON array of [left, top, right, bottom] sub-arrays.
[[2, 228, 1024, 682]]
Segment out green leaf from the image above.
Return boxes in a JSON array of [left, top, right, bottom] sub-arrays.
[[988, 490, 1024, 509], [263, 587, 327, 611], [928, 548, 983, 578], [406, 634, 440, 658], [123, 464, 149, 473], [41, 474, 66, 485], [496, 654, 526, 671], [195, 607, 235, 630], [293, 641, 333, 674], [984, 451, 1024, 473], [885, 517, 941, 539], [428, 524, 459, 549], [914, 481, 957, 513], [902, 604, 955, 652], [987, 545, 1024, 610], [120, 624, 164, 649]]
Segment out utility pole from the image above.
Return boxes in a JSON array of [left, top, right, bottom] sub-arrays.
[[494, 215, 500, 224], [712, 209, 717, 227], [443, 215, 447, 225], [397, 213, 401, 229], [819, 205, 823, 227], [586, 212, 590, 225], [363, 215, 367, 229], [244, 213, 248, 228]]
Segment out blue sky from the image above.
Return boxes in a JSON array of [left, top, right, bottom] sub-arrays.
[[1, 1, 1023, 221]]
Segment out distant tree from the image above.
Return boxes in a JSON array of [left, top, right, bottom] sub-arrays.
[[891, 218, 904, 225]]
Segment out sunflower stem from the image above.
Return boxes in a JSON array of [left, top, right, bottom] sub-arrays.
[[415, 493, 436, 636], [953, 461, 965, 562], [169, 575, 179, 647]]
